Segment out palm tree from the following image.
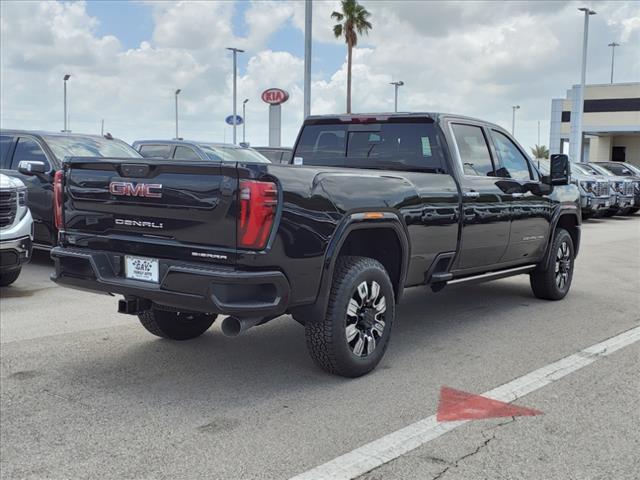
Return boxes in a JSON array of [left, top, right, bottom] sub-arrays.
[[331, 0, 372, 113], [531, 144, 549, 159]]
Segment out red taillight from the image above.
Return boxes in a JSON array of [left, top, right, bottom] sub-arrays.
[[54, 170, 64, 230], [238, 180, 277, 250]]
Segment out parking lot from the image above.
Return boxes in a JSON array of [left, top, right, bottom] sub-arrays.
[[1, 216, 639, 480]]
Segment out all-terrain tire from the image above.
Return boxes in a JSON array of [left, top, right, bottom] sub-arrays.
[[305, 256, 395, 377], [0, 269, 21, 287], [138, 306, 217, 340], [530, 228, 574, 301]]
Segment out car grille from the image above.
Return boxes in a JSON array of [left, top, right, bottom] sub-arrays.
[[595, 181, 609, 196], [0, 191, 17, 228], [623, 182, 635, 196]]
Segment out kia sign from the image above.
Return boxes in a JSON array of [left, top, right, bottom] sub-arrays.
[[261, 88, 289, 105]]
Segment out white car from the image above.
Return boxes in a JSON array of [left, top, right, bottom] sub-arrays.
[[0, 174, 33, 286]]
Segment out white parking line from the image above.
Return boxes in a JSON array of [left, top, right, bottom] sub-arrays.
[[289, 325, 640, 480]]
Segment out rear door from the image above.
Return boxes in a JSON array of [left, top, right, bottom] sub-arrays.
[[448, 122, 511, 270], [65, 159, 238, 261]]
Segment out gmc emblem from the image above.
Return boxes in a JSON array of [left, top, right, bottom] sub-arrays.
[[109, 181, 162, 198]]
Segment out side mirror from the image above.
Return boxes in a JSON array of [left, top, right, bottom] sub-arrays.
[[18, 160, 47, 176], [548, 154, 570, 185]]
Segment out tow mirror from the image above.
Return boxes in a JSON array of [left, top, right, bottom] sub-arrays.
[[18, 160, 47, 176], [548, 154, 570, 185]]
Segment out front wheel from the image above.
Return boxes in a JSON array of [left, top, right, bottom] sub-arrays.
[[628, 207, 639, 215], [0, 268, 21, 287], [530, 228, 574, 300], [138, 306, 217, 340], [305, 256, 395, 377]]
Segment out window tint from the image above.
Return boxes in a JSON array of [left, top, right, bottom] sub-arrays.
[[12, 138, 49, 169], [173, 146, 200, 160], [450, 124, 494, 176], [294, 122, 448, 173], [491, 130, 532, 180], [0, 135, 14, 168], [138, 144, 173, 158]]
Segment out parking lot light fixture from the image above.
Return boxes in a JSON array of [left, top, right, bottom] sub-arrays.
[[63, 74, 71, 132], [511, 105, 520, 136], [390, 81, 404, 113], [608, 42, 620, 84], [572, 7, 596, 163], [174, 89, 181, 140]]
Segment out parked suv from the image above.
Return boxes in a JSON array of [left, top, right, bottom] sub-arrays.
[[132, 140, 270, 163], [52, 112, 580, 377], [0, 174, 33, 286], [539, 160, 610, 219], [588, 163, 636, 216], [0, 130, 141, 247], [592, 162, 640, 215]]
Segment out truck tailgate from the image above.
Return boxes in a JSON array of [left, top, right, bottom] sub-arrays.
[[64, 158, 237, 256]]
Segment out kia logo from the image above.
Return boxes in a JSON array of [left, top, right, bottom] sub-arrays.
[[261, 88, 289, 105], [109, 181, 162, 198]]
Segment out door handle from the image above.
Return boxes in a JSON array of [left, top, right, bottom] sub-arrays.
[[463, 191, 480, 199], [511, 193, 525, 198]]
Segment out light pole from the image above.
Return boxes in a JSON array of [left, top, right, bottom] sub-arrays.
[[242, 98, 249, 144], [390, 81, 404, 112], [63, 74, 71, 132], [608, 42, 620, 84], [227, 47, 244, 144], [303, 0, 312, 119], [511, 105, 520, 136], [174, 89, 181, 139]]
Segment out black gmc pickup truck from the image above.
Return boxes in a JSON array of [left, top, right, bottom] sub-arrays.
[[51, 113, 580, 377]]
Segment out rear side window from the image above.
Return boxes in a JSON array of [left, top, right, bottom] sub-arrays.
[[173, 146, 200, 160], [11, 137, 49, 169], [0, 135, 14, 168], [294, 122, 448, 173], [491, 130, 533, 180], [450, 124, 494, 176], [138, 144, 172, 158]]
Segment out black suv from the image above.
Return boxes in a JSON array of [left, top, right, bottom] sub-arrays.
[[0, 130, 141, 247]]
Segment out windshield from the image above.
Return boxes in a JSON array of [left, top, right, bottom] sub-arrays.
[[293, 121, 448, 173], [588, 164, 614, 176], [571, 163, 597, 176], [45, 135, 141, 160], [198, 145, 270, 163], [596, 163, 636, 176]]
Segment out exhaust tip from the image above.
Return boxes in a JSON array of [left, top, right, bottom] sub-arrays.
[[221, 316, 242, 337]]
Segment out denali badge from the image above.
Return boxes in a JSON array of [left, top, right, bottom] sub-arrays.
[[115, 218, 164, 229], [109, 181, 162, 198]]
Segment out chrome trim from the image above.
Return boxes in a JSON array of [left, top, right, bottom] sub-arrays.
[[448, 264, 536, 285]]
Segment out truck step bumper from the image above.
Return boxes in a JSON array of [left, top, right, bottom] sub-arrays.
[[50, 247, 290, 317]]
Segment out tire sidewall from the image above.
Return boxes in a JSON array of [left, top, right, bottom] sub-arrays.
[[547, 229, 575, 298], [329, 262, 395, 376]]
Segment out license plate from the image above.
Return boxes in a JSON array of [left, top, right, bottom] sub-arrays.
[[125, 255, 159, 283]]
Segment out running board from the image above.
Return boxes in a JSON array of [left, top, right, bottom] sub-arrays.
[[447, 265, 537, 286]]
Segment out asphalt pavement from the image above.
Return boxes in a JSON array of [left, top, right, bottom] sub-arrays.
[[1, 216, 639, 480]]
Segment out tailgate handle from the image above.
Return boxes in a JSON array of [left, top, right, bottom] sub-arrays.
[[121, 164, 150, 178]]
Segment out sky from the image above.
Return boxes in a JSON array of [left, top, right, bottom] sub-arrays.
[[1, 0, 639, 153]]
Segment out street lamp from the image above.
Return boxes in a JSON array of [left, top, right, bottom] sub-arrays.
[[511, 105, 520, 136], [174, 89, 181, 140], [242, 98, 249, 144], [63, 74, 71, 132], [390, 81, 404, 112], [227, 47, 245, 144], [570, 7, 596, 163], [608, 42, 620, 84]]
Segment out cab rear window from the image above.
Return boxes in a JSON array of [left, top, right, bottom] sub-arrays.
[[294, 122, 448, 173]]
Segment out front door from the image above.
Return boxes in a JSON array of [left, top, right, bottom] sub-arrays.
[[449, 123, 511, 270]]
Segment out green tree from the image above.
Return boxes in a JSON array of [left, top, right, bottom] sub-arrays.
[[531, 144, 549, 159], [331, 0, 372, 113]]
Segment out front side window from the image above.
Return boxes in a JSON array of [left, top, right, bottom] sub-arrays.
[[173, 146, 200, 160], [450, 124, 494, 176], [491, 130, 532, 180], [138, 144, 173, 159], [294, 122, 448, 173], [11, 137, 49, 169]]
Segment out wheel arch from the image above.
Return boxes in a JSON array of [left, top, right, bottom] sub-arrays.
[[542, 210, 581, 266]]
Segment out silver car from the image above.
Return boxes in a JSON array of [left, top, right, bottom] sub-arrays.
[[588, 163, 636, 216], [0, 174, 33, 286]]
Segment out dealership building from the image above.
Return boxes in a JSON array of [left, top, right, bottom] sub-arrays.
[[550, 82, 640, 166]]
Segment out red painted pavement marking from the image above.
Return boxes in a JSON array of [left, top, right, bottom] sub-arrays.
[[437, 386, 543, 422]]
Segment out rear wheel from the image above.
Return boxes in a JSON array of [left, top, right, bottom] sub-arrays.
[[0, 268, 21, 287], [138, 305, 217, 340], [530, 228, 574, 300], [305, 256, 395, 377]]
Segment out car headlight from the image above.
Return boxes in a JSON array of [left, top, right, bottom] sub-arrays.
[[17, 187, 27, 206], [580, 181, 594, 193]]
